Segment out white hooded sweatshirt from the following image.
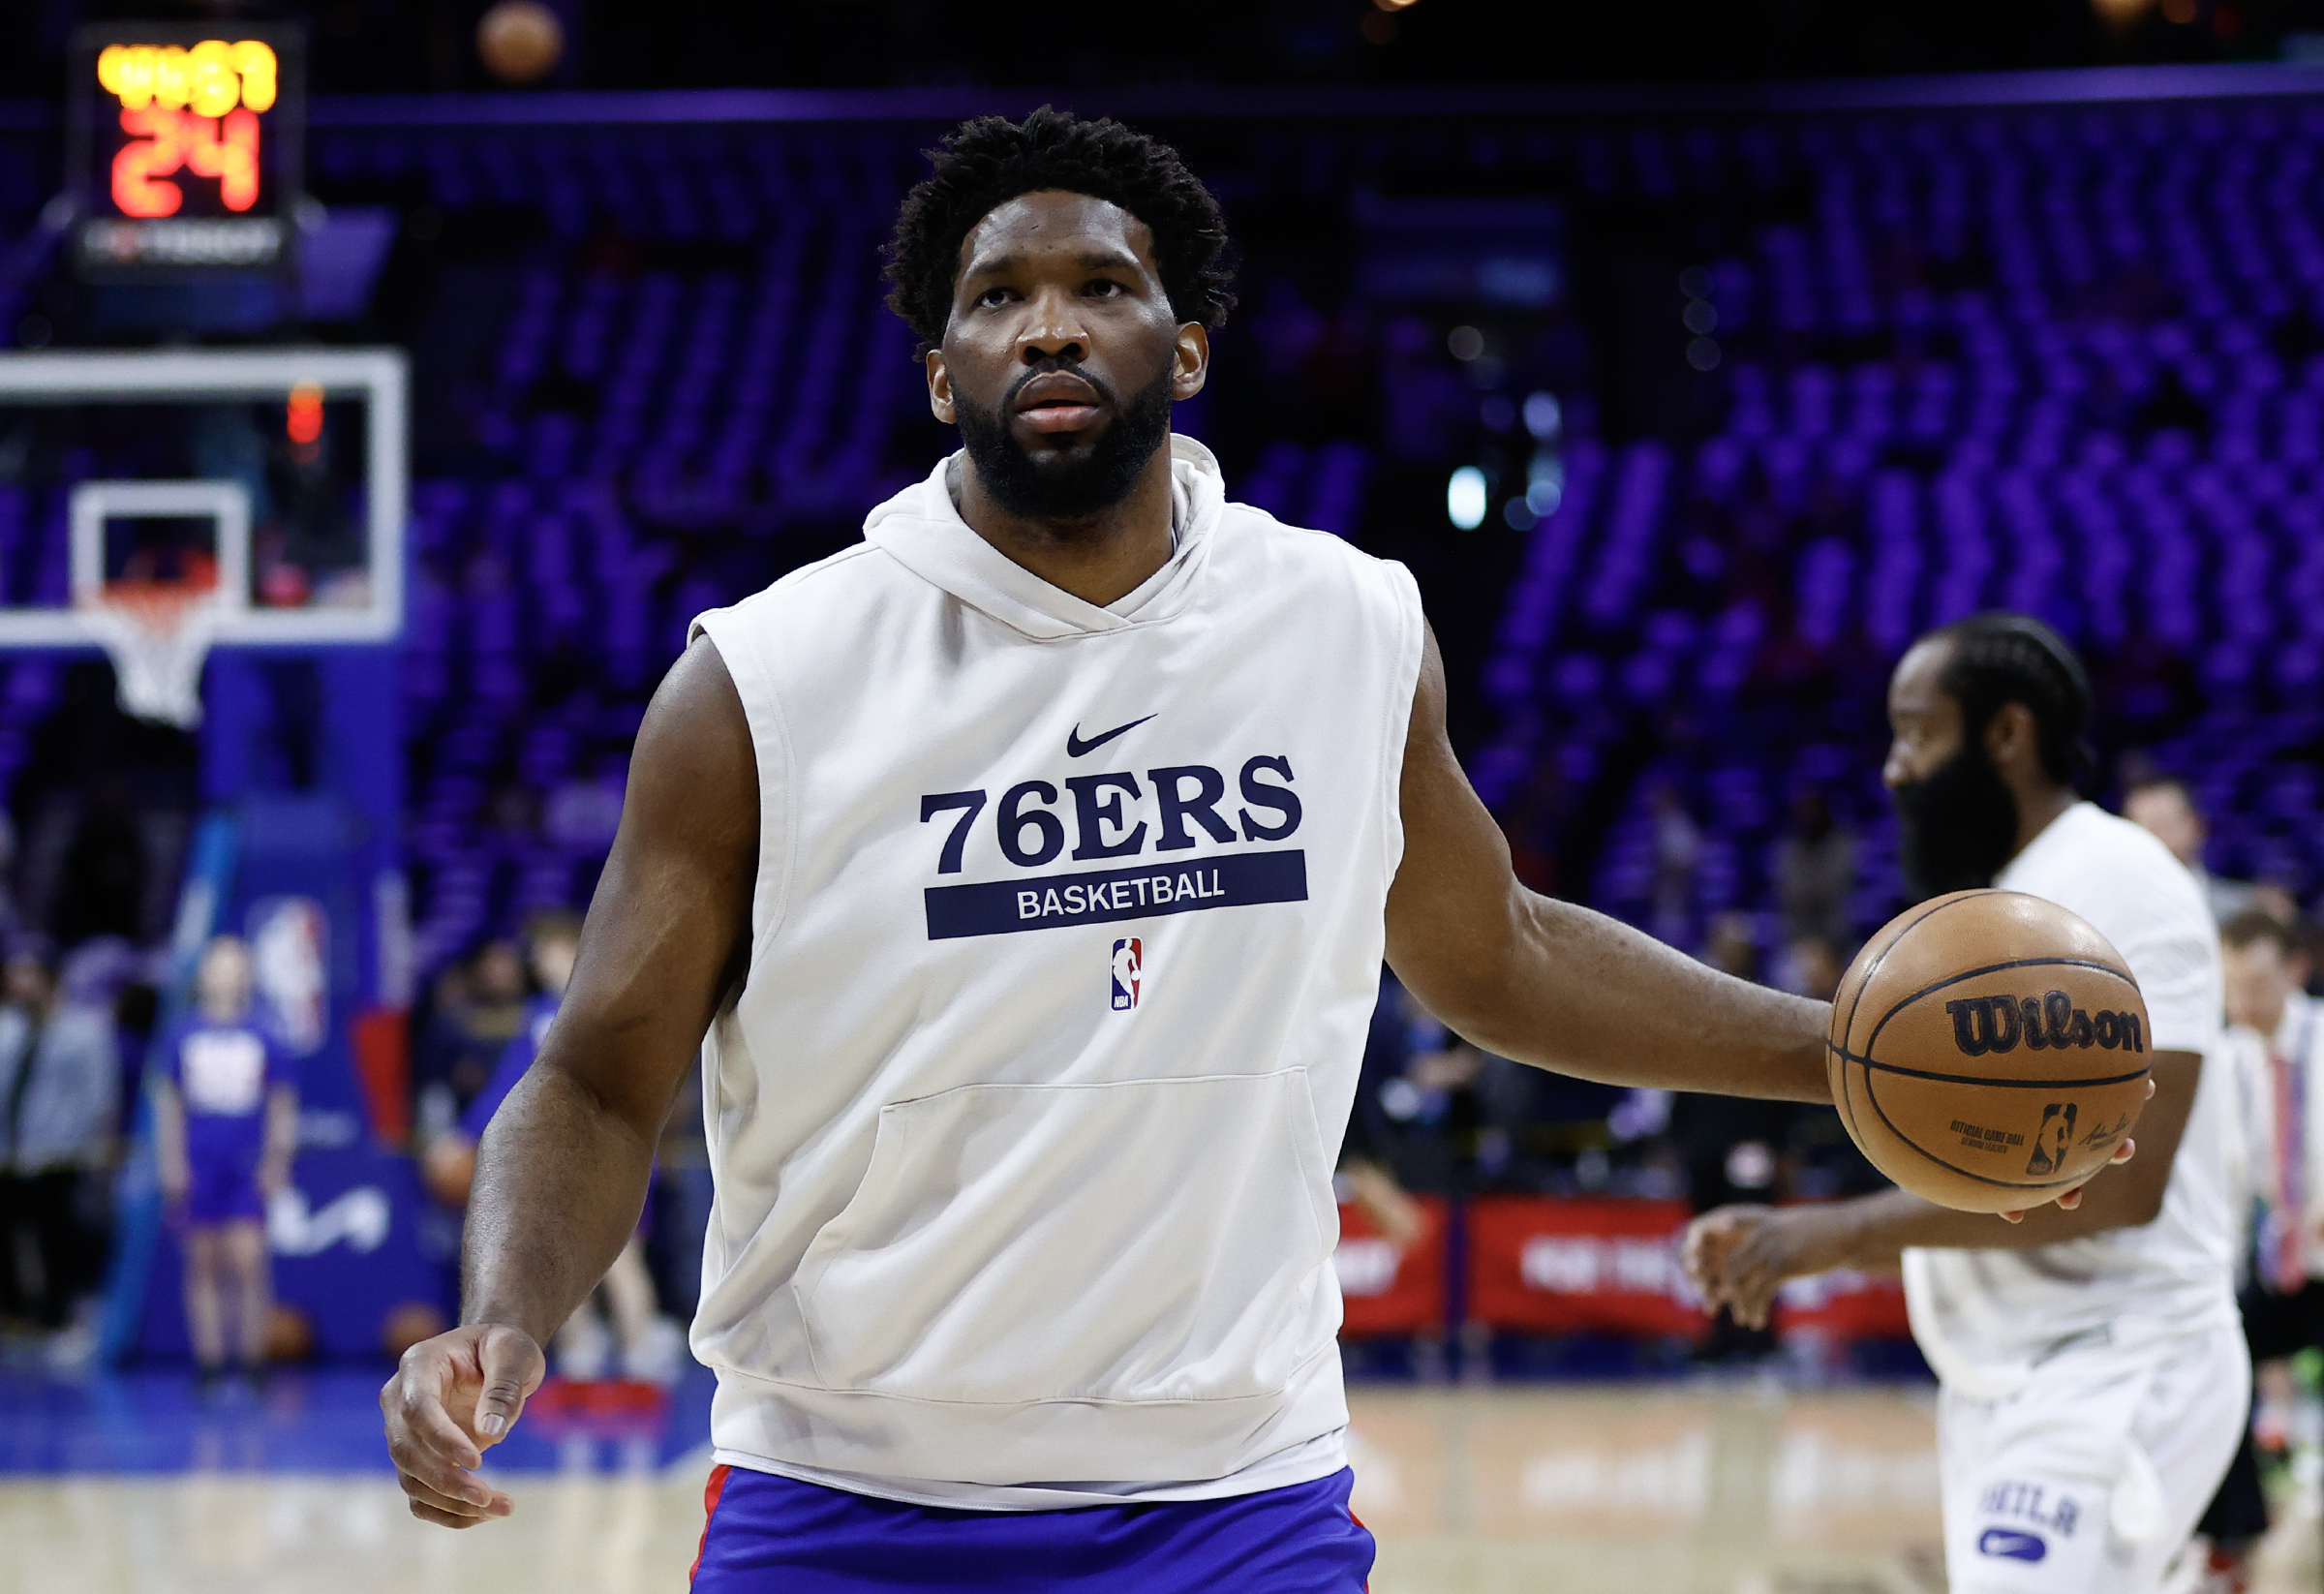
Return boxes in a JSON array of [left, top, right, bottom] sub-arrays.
[[686, 437, 1424, 1509]]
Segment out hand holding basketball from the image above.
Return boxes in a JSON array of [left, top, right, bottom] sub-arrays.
[[1827, 891, 2154, 1214]]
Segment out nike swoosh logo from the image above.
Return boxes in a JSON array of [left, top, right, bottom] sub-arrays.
[[1067, 715, 1155, 758]]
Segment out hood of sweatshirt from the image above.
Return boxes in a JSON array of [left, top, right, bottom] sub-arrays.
[[863, 434, 1225, 641]]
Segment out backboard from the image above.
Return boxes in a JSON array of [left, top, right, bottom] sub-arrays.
[[0, 348, 406, 650]]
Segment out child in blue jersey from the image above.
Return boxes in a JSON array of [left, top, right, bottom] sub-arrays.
[[153, 935, 296, 1387]]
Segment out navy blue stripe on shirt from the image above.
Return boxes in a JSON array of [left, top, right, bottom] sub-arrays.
[[924, 850, 1308, 939]]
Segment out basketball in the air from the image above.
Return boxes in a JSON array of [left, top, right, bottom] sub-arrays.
[[1826, 889, 2153, 1213], [476, 0, 565, 85]]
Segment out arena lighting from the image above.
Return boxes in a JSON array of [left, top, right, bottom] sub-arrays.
[[1447, 466, 1488, 530], [1526, 454, 1565, 515], [286, 383, 324, 446]]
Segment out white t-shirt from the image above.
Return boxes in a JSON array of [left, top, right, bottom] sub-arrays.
[[1903, 802, 2239, 1394]]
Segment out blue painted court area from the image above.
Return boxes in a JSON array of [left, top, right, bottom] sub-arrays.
[[0, 1364, 716, 1476]]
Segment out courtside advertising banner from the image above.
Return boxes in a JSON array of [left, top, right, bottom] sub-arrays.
[[1332, 1197, 1449, 1337], [1465, 1197, 1704, 1337]]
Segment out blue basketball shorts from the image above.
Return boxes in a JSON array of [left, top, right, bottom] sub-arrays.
[[689, 1462, 1375, 1593]]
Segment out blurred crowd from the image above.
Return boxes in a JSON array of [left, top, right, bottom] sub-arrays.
[[0, 938, 160, 1367], [0, 904, 714, 1389]]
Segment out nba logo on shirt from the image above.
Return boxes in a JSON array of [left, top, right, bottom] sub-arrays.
[[1110, 938, 1142, 1011]]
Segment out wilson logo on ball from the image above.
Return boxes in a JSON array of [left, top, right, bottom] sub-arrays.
[[1942, 991, 2145, 1058]]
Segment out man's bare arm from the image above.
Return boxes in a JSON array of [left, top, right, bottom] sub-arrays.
[[1384, 625, 1829, 1103], [467, 635, 757, 1341], [382, 637, 756, 1526]]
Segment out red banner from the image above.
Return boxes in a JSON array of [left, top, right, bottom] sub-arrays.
[[1333, 1197, 1449, 1336], [1334, 1195, 1913, 1344], [1466, 1196, 1705, 1337], [1771, 1267, 1912, 1338]]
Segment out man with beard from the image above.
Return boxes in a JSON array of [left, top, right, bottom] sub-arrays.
[[381, 113, 2096, 1590], [1687, 613, 2243, 1594]]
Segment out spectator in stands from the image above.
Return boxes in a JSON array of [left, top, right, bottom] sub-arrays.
[[2191, 910, 2324, 1582], [1776, 935, 1845, 1004], [2223, 911, 2324, 1445], [1772, 789, 1857, 952], [421, 913, 582, 1211], [1700, 910, 1758, 983], [0, 947, 120, 1351], [1344, 975, 1413, 1162], [152, 936, 296, 1392], [1771, 938, 1881, 1202], [1647, 779, 1702, 948], [412, 937, 530, 1133], [1336, 972, 1427, 1254], [2125, 775, 2263, 926]]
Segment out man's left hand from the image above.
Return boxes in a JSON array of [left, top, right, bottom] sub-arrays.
[[1682, 1204, 1858, 1330]]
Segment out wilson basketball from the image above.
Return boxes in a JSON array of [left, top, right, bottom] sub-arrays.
[[1827, 890, 2153, 1213]]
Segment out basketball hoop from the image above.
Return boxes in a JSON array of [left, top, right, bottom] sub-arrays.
[[83, 572, 230, 729], [66, 478, 252, 728], [0, 353, 407, 723]]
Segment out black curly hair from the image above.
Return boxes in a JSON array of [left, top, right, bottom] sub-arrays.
[[883, 107, 1237, 353]]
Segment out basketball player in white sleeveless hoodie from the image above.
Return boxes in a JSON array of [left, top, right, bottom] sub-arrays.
[[1687, 615, 2245, 1594], [382, 115, 2111, 1591]]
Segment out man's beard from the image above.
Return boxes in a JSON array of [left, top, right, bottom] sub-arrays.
[[1892, 743, 2022, 901], [956, 359, 1176, 523]]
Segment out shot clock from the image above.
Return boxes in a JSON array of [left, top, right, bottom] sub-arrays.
[[68, 24, 306, 278]]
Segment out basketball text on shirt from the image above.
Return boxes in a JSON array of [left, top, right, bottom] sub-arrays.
[[920, 753, 1307, 939]]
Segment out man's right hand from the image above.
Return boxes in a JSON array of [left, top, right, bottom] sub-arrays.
[[380, 1322, 544, 1527]]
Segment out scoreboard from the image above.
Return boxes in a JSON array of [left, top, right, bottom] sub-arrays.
[[68, 24, 305, 278]]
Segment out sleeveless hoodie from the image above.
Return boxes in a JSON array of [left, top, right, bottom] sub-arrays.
[[688, 436, 1424, 1505]]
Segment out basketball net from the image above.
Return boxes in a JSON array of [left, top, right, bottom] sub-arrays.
[[82, 572, 228, 729]]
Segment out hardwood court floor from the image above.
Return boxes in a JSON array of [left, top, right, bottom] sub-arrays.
[[1, 1383, 2315, 1593]]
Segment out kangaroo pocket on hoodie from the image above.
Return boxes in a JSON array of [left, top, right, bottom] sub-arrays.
[[791, 1069, 1337, 1407]]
